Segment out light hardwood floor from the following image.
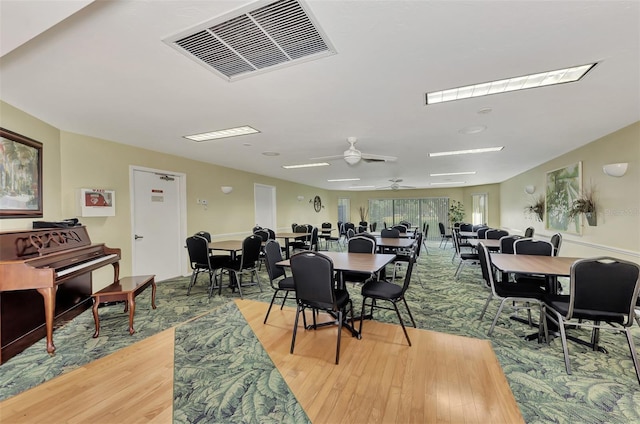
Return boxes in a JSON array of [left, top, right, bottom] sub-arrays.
[[0, 300, 524, 423]]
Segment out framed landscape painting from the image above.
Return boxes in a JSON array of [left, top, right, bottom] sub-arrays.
[[545, 161, 582, 234], [0, 128, 43, 218]]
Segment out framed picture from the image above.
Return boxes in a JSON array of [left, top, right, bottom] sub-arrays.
[[78, 188, 116, 217], [0, 128, 43, 218], [545, 161, 582, 234]]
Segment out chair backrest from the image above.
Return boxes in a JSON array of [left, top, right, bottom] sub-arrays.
[[369, 222, 377, 232], [239, 235, 263, 268], [310, 226, 319, 250], [357, 225, 367, 233], [485, 229, 509, 240], [423, 223, 429, 238], [290, 251, 337, 310], [524, 226, 535, 238], [321, 222, 332, 234], [294, 224, 310, 238], [264, 240, 286, 283], [392, 225, 407, 233], [381, 228, 400, 238], [266, 228, 276, 240], [399, 220, 411, 228], [513, 238, 553, 256], [412, 231, 423, 257], [477, 227, 491, 239], [252, 225, 263, 233], [476, 242, 495, 291], [472, 224, 487, 231], [398, 253, 416, 294], [346, 228, 355, 240], [439, 222, 446, 236], [459, 223, 473, 232], [348, 235, 376, 254], [253, 228, 269, 242], [567, 257, 640, 324], [194, 231, 212, 242], [291, 223, 297, 232], [499, 235, 523, 254], [452, 229, 462, 254], [186, 235, 210, 268], [344, 222, 355, 233], [550, 233, 563, 256]]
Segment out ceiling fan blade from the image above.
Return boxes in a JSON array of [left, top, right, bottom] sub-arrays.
[[309, 155, 343, 161], [361, 153, 397, 162]]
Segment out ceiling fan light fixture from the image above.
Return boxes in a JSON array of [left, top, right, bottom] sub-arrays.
[[344, 152, 361, 165]]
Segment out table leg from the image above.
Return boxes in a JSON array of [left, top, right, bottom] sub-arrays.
[[36, 287, 57, 355], [128, 293, 136, 335], [151, 280, 157, 309], [92, 297, 101, 338]]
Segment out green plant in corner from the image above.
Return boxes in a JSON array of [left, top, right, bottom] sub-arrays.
[[448, 200, 465, 224], [568, 184, 597, 226], [524, 195, 545, 222]]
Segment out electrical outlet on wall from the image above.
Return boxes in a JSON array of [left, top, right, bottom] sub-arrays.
[[201, 199, 208, 205]]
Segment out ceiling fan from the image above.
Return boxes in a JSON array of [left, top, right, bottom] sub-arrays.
[[312, 137, 398, 165], [376, 178, 416, 191]]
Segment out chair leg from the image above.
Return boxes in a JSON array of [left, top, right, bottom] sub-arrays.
[[335, 310, 343, 364], [187, 270, 197, 295], [556, 316, 572, 375], [280, 290, 289, 309], [488, 298, 508, 336], [264, 289, 280, 324], [479, 292, 493, 320], [234, 271, 244, 299], [624, 328, 640, 385], [290, 305, 302, 354], [402, 297, 416, 328], [392, 301, 411, 346], [358, 297, 368, 336]]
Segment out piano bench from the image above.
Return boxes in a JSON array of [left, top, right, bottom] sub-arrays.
[[91, 275, 156, 338]]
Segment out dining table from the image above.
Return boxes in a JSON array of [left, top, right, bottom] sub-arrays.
[[468, 238, 501, 251], [370, 231, 413, 238], [208, 240, 243, 259], [274, 232, 311, 259], [488, 253, 604, 350], [277, 251, 397, 337]]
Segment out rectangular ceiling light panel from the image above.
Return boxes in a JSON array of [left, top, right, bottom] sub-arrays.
[[185, 126, 259, 141], [426, 63, 597, 104], [164, 0, 336, 81]]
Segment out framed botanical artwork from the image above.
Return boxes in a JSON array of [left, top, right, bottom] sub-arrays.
[[0, 128, 43, 218], [545, 161, 582, 234]]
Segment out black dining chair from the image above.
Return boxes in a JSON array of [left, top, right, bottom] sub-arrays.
[[263, 240, 295, 324], [359, 254, 417, 345], [220, 235, 263, 298], [542, 257, 640, 384], [290, 251, 354, 365], [477, 243, 545, 336], [342, 236, 377, 286], [185, 235, 226, 298], [438, 222, 452, 248]]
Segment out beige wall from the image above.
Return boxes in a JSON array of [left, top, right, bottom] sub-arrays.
[[500, 121, 640, 263]]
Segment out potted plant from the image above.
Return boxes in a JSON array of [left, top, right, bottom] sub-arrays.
[[524, 195, 545, 222], [568, 186, 597, 226], [448, 200, 465, 224], [358, 205, 368, 223]]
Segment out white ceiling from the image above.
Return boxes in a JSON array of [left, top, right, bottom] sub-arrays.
[[1, 0, 638, 191]]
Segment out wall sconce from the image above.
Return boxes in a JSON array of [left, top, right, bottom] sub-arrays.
[[524, 185, 536, 194], [602, 163, 628, 177], [296, 195, 304, 201], [221, 186, 233, 194]]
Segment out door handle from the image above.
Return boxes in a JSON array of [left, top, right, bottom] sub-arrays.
[[135, 234, 144, 240]]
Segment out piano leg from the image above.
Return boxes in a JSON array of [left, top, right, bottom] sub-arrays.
[[128, 293, 136, 335], [36, 286, 58, 355]]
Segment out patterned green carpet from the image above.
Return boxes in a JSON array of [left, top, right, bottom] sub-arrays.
[[1, 240, 639, 423]]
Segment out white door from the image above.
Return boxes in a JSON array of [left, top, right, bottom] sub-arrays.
[[131, 167, 186, 281], [254, 184, 276, 230]]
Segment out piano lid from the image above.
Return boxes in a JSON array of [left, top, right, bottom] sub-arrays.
[[0, 226, 92, 260]]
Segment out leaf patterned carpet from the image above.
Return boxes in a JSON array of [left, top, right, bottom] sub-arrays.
[[1, 240, 639, 423]]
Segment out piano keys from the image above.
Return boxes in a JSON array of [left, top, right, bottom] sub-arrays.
[[0, 226, 121, 362]]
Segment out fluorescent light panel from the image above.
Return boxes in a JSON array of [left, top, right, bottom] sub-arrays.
[[282, 162, 330, 169], [328, 178, 360, 182], [431, 181, 466, 185], [429, 147, 503, 157], [185, 126, 259, 141], [430, 171, 476, 176], [426, 63, 597, 105]]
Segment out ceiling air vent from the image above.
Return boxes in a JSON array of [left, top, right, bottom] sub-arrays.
[[164, 0, 336, 81]]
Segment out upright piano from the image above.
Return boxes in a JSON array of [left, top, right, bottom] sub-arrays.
[[0, 226, 120, 362]]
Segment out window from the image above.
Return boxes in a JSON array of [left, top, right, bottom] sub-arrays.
[[471, 193, 488, 226], [337, 198, 350, 223], [368, 197, 449, 240]]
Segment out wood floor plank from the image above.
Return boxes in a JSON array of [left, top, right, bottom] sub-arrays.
[[238, 299, 524, 424], [0, 329, 175, 423]]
